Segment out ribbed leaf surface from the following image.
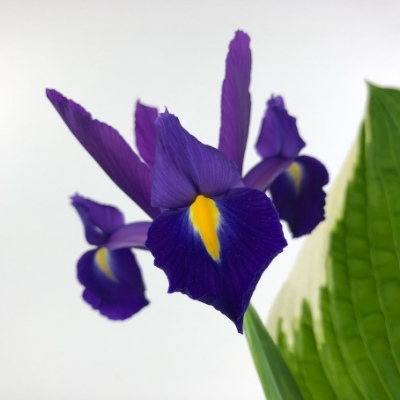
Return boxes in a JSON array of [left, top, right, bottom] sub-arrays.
[[270, 85, 400, 399]]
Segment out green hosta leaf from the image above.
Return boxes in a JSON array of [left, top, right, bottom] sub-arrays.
[[244, 304, 304, 400], [267, 85, 400, 400]]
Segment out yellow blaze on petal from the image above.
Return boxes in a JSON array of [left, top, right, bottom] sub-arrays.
[[95, 247, 119, 283], [189, 194, 221, 261], [288, 162, 302, 195]]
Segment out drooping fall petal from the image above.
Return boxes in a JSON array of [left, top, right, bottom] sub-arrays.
[[146, 187, 286, 332], [269, 155, 329, 237], [77, 248, 149, 320]]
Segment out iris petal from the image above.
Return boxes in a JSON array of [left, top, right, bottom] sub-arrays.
[[46, 89, 160, 219], [134, 101, 158, 168], [242, 155, 293, 192], [146, 187, 286, 332], [107, 222, 151, 250], [152, 111, 243, 209], [77, 248, 149, 320], [256, 96, 305, 160], [71, 194, 124, 246], [269, 155, 329, 238], [218, 30, 251, 174], [243, 96, 306, 190]]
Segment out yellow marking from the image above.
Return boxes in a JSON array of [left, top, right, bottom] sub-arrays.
[[95, 247, 119, 283], [189, 195, 220, 261], [288, 162, 302, 195]]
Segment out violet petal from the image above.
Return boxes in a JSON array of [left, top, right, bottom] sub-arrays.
[[71, 194, 124, 246], [255, 95, 305, 160], [134, 101, 158, 168], [242, 155, 293, 191], [152, 111, 242, 209], [77, 248, 149, 320], [269, 155, 329, 237], [46, 89, 160, 219], [146, 187, 286, 332], [107, 222, 151, 250], [218, 30, 251, 174]]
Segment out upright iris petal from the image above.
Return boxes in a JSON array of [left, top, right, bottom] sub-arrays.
[[46, 89, 160, 219], [218, 30, 251, 174], [146, 111, 287, 333], [72, 194, 150, 319], [243, 95, 305, 191], [134, 101, 159, 169]]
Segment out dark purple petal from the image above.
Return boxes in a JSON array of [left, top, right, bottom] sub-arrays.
[[107, 222, 151, 250], [243, 96, 306, 190], [146, 187, 286, 332], [134, 101, 158, 168], [77, 248, 149, 320], [46, 89, 160, 219], [152, 111, 243, 209], [255, 96, 305, 160], [242, 155, 293, 191], [71, 194, 124, 246], [218, 30, 251, 174], [269, 155, 329, 238]]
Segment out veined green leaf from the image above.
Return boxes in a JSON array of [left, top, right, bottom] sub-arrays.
[[244, 304, 304, 400], [266, 85, 400, 399]]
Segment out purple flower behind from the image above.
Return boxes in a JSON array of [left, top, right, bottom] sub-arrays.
[[71, 194, 150, 319], [217, 32, 329, 238]]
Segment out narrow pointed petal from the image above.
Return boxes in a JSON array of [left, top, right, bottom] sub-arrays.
[[243, 96, 306, 190], [146, 188, 287, 332], [269, 155, 329, 238], [71, 194, 124, 246], [46, 89, 160, 219], [152, 111, 243, 209], [242, 155, 293, 191], [107, 222, 151, 250], [218, 30, 251, 174], [77, 248, 149, 320], [134, 101, 158, 168]]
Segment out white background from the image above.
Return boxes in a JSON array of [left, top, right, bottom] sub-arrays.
[[1, 1, 400, 399]]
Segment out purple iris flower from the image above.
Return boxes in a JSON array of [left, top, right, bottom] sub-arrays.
[[218, 31, 329, 238], [46, 89, 161, 320], [71, 194, 149, 319], [146, 111, 287, 333], [46, 29, 327, 330]]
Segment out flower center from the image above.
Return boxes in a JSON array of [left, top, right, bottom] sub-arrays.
[[189, 195, 220, 261], [95, 247, 119, 282]]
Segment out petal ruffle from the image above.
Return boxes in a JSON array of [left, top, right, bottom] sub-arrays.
[[107, 222, 151, 250], [152, 111, 243, 209], [71, 194, 124, 246], [46, 89, 160, 219], [218, 30, 251, 174], [134, 101, 158, 169], [77, 248, 149, 320], [269, 155, 329, 238], [146, 187, 286, 332]]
